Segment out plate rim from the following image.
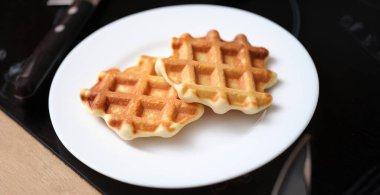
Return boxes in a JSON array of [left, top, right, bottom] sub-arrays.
[[49, 4, 319, 189]]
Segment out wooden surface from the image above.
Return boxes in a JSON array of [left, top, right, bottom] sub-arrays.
[[0, 111, 99, 194]]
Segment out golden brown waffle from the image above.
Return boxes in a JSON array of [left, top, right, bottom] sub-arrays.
[[156, 30, 277, 114], [80, 56, 204, 140]]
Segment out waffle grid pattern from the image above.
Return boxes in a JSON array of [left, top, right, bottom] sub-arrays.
[[156, 30, 277, 114], [80, 56, 204, 140]]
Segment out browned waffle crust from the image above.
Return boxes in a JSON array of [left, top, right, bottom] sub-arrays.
[[156, 30, 277, 114], [80, 56, 204, 140]]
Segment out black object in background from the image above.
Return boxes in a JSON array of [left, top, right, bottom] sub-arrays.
[[0, 0, 379, 195], [1, 0, 99, 100]]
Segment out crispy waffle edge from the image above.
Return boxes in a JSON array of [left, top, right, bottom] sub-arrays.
[[80, 59, 205, 140]]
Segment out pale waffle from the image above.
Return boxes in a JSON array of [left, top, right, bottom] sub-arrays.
[[156, 30, 277, 114], [80, 56, 204, 140]]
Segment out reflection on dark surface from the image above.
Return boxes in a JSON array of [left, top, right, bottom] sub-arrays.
[[0, 0, 379, 194]]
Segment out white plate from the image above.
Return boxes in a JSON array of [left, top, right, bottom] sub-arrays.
[[49, 5, 319, 189]]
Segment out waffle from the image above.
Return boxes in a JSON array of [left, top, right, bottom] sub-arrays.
[[80, 56, 204, 140], [156, 30, 277, 114]]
